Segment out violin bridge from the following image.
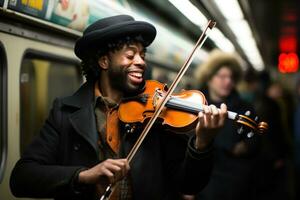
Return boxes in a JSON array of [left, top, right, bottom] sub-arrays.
[[153, 88, 162, 107]]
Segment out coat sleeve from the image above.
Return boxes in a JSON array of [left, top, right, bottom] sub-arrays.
[[162, 132, 214, 195], [10, 99, 89, 198]]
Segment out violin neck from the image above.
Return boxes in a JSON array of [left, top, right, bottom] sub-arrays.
[[166, 97, 238, 120]]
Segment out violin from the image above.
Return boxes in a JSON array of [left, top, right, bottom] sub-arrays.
[[119, 80, 268, 136]]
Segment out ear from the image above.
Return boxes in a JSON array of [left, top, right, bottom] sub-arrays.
[[98, 55, 109, 70]]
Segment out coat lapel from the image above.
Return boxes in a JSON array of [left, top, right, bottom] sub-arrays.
[[62, 81, 99, 155], [69, 105, 99, 154]]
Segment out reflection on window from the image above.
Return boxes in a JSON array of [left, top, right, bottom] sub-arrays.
[[0, 43, 7, 183], [20, 55, 82, 153]]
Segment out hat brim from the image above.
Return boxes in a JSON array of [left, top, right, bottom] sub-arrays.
[[75, 21, 156, 59]]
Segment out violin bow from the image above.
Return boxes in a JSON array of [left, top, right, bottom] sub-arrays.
[[100, 20, 216, 200]]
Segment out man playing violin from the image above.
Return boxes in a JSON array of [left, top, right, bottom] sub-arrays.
[[10, 15, 227, 200]]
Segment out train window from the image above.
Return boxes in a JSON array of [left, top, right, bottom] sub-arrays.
[[0, 43, 7, 183], [20, 51, 82, 154]]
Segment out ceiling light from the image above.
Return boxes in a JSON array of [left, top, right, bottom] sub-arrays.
[[169, 0, 235, 53], [238, 38, 264, 70], [169, 0, 207, 27], [214, 0, 264, 70], [213, 0, 244, 20], [209, 28, 235, 52], [227, 20, 252, 39]]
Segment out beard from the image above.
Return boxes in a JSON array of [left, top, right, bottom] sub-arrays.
[[107, 63, 144, 96]]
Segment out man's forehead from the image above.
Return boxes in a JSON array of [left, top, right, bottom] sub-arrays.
[[125, 43, 146, 51]]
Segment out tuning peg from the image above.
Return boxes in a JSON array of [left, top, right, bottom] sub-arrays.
[[245, 110, 251, 116], [237, 126, 243, 134], [247, 131, 254, 138], [125, 124, 131, 134], [124, 124, 136, 134]]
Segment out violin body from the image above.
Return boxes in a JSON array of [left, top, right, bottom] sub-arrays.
[[119, 80, 207, 132], [119, 80, 268, 135]]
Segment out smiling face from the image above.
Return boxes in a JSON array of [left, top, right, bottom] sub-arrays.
[[208, 66, 235, 101], [100, 42, 146, 94]]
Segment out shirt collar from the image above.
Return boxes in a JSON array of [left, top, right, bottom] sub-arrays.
[[94, 80, 118, 109]]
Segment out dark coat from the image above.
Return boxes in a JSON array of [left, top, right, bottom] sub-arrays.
[[10, 81, 213, 200], [197, 89, 260, 200]]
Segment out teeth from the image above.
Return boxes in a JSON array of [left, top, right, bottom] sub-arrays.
[[129, 72, 142, 78]]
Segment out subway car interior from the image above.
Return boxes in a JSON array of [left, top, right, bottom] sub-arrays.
[[0, 0, 300, 200]]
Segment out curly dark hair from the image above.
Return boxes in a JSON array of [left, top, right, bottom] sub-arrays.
[[80, 35, 147, 82]]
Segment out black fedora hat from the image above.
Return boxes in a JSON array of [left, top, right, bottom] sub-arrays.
[[74, 14, 157, 59]]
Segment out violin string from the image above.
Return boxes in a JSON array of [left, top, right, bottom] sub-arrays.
[[167, 97, 238, 120]]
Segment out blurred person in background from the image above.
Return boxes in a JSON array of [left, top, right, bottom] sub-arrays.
[[294, 75, 300, 200], [267, 81, 295, 141], [194, 49, 260, 200], [241, 70, 292, 200], [266, 81, 295, 199]]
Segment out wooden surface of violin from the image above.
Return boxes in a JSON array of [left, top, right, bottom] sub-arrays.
[[119, 80, 268, 135], [119, 80, 207, 132]]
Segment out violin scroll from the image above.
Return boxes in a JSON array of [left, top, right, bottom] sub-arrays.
[[257, 121, 269, 134], [236, 111, 268, 138]]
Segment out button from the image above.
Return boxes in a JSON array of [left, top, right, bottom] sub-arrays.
[[108, 135, 112, 142], [74, 143, 80, 151]]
